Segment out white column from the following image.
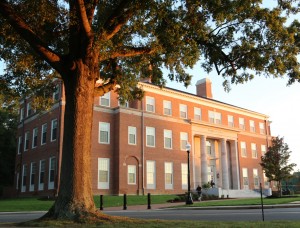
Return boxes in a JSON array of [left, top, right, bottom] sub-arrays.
[[201, 135, 208, 185], [230, 140, 240, 189], [221, 138, 229, 190]]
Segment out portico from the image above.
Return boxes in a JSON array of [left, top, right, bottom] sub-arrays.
[[192, 122, 240, 191]]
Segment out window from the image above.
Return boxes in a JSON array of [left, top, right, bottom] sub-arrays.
[[32, 128, 38, 148], [180, 132, 188, 150], [20, 107, 24, 122], [165, 162, 173, 189], [41, 123, 47, 145], [164, 129, 172, 149], [250, 120, 255, 132], [51, 119, 58, 141], [163, 100, 172, 115], [24, 131, 29, 151], [239, 117, 245, 130], [38, 160, 45, 191], [146, 96, 155, 112], [30, 162, 36, 192], [48, 157, 56, 189], [259, 122, 265, 134], [26, 102, 32, 117], [118, 100, 129, 108], [100, 92, 110, 107], [242, 168, 249, 189], [128, 165, 136, 185], [181, 163, 188, 190], [228, 115, 234, 127], [98, 158, 110, 189], [209, 111, 221, 124], [241, 142, 247, 157], [21, 164, 27, 192], [146, 127, 155, 147], [253, 169, 259, 188], [263, 172, 269, 188], [251, 143, 257, 158], [99, 122, 110, 144], [194, 107, 201, 120], [17, 136, 22, 154], [261, 145, 266, 156], [206, 140, 212, 155], [146, 161, 156, 189], [128, 126, 136, 145], [53, 84, 60, 102], [180, 104, 187, 119]]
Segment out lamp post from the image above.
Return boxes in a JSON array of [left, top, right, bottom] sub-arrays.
[[186, 142, 193, 205]]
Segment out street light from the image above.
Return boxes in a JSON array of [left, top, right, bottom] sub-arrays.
[[185, 142, 193, 205]]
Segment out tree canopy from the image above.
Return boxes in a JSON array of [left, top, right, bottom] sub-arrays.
[[260, 136, 296, 196], [1, 0, 300, 222]]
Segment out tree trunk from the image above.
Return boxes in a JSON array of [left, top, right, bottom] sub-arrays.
[[43, 61, 100, 220]]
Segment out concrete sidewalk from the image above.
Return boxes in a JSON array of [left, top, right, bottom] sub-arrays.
[[101, 201, 300, 211]]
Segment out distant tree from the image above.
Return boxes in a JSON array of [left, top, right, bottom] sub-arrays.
[[0, 94, 18, 196], [260, 136, 296, 197], [0, 0, 300, 222]]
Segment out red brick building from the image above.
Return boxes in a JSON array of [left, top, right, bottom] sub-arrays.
[[14, 78, 274, 197]]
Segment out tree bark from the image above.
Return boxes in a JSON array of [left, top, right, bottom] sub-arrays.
[[43, 60, 99, 220]]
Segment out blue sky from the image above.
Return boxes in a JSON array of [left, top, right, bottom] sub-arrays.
[[166, 70, 300, 171]]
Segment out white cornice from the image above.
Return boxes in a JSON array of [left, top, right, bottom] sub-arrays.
[[138, 82, 269, 120]]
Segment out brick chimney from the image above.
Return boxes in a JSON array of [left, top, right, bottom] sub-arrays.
[[196, 78, 213, 98]]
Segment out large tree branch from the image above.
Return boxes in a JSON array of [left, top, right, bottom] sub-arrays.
[[75, 0, 93, 37], [0, 0, 63, 72], [107, 46, 156, 60]]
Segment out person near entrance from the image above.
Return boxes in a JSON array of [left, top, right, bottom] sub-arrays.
[[196, 185, 202, 201]]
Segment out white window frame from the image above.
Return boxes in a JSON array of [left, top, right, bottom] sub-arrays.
[[98, 158, 110, 189], [180, 132, 188, 150], [17, 136, 22, 154], [146, 160, 156, 189], [146, 96, 155, 112], [165, 162, 173, 189], [21, 164, 27, 192], [53, 84, 60, 102], [250, 120, 255, 132], [261, 145, 266, 156], [163, 100, 172, 116], [41, 123, 47, 145], [48, 157, 56, 190], [29, 162, 36, 192], [146, 127, 155, 147], [20, 107, 24, 122], [24, 131, 29, 151], [26, 102, 32, 117], [241, 142, 247, 157], [194, 107, 201, 120], [164, 129, 172, 149], [51, 119, 58, 142], [259, 122, 265, 134], [100, 92, 111, 107], [180, 104, 187, 119], [38, 160, 45, 191], [128, 165, 136, 185], [228, 115, 234, 127], [32, 128, 38, 148], [253, 169, 259, 189], [181, 163, 188, 190], [209, 111, 221, 124], [99, 122, 110, 144], [239, 117, 245, 130], [251, 143, 257, 158], [242, 168, 249, 189], [118, 100, 129, 108], [128, 126, 137, 145], [263, 172, 269, 188]]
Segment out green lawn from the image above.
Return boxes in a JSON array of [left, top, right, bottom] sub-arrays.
[[0, 195, 299, 212]]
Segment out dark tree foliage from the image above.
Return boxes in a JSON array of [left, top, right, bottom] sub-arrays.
[[0, 95, 17, 195], [260, 136, 296, 197]]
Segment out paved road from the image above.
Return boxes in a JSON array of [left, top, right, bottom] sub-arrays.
[[104, 207, 300, 221], [1, 207, 300, 223]]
